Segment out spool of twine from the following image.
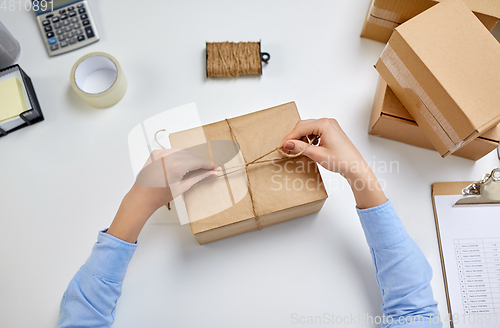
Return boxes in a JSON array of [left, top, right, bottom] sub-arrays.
[[206, 42, 263, 77]]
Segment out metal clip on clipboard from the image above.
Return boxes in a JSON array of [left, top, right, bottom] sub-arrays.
[[454, 168, 500, 206]]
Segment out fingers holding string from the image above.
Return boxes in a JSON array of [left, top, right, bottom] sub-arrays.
[[280, 119, 329, 147]]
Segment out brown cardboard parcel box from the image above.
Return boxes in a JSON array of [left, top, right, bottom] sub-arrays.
[[369, 78, 500, 161], [361, 0, 500, 43], [169, 102, 328, 244], [375, 0, 500, 158]]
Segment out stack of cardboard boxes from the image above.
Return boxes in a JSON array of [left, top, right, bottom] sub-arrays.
[[363, 0, 500, 160]]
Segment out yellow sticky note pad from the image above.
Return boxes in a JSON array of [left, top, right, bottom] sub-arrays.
[[0, 77, 28, 122]]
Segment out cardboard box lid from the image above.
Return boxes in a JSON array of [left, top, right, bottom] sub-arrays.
[[169, 102, 328, 235], [395, 0, 500, 131]]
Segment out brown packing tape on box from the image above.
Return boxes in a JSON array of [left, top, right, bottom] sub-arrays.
[[369, 78, 500, 161], [375, 0, 500, 157], [361, 0, 500, 44], [169, 102, 328, 244]]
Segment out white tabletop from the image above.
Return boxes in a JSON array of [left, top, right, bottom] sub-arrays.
[[1, 1, 500, 327]]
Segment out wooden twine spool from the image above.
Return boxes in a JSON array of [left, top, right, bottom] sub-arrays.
[[206, 41, 270, 78]]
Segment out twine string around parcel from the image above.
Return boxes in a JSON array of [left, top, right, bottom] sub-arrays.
[[154, 124, 318, 223], [224, 118, 317, 230]]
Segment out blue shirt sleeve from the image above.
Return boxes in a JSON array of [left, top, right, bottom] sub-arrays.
[[57, 230, 137, 328], [357, 201, 442, 327]]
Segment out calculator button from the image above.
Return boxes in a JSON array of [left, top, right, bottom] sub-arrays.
[[77, 35, 85, 42], [71, 17, 78, 23], [52, 16, 60, 23], [75, 29, 83, 35], [61, 14, 68, 20], [78, 8, 86, 14], [50, 44, 59, 51], [85, 26, 95, 38], [64, 20, 70, 26], [48, 37, 57, 45], [45, 14, 53, 19], [82, 20, 90, 26], [56, 28, 64, 35], [46, 32, 54, 38], [68, 6, 74, 10], [77, 3, 84, 8], [42, 20, 50, 26], [69, 11, 76, 17], [73, 23, 80, 29], [65, 26, 72, 32], [44, 25, 53, 32], [58, 34, 66, 41], [67, 31, 74, 38], [60, 40, 68, 47], [69, 38, 77, 44], [54, 22, 61, 28], [80, 14, 88, 20], [59, 9, 66, 14]]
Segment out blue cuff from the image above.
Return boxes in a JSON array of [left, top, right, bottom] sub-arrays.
[[84, 230, 137, 283], [356, 200, 409, 250]]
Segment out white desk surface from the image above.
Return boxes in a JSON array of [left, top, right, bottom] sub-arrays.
[[1, 1, 500, 327]]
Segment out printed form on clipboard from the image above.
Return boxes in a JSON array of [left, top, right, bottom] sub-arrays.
[[432, 168, 500, 328]]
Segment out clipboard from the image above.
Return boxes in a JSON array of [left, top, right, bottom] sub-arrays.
[[432, 168, 500, 327]]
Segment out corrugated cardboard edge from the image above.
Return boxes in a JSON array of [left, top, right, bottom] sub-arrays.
[[195, 198, 327, 245], [431, 181, 472, 328]]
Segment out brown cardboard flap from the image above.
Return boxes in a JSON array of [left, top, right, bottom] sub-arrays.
[[377, 79, 413, 121], [376, 78, 500, 144], [481, 124, 500, 142], [368, 77, 386, 132], [370, 77, 499, 160]]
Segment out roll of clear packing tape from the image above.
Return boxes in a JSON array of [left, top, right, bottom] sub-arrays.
[[70, 52, 127, 108]]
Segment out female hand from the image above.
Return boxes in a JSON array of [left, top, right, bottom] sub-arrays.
[[135, 148, 220, 209], [280, 118, 364, 177], [281, 118, 387, 209], [107, 149, 219, 243]]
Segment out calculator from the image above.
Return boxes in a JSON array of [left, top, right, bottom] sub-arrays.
[[34, 0, 99, 56]]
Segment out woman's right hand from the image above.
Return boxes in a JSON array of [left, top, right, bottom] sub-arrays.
[[280, 118, 364, 177], [280, 118, 387, 209]]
